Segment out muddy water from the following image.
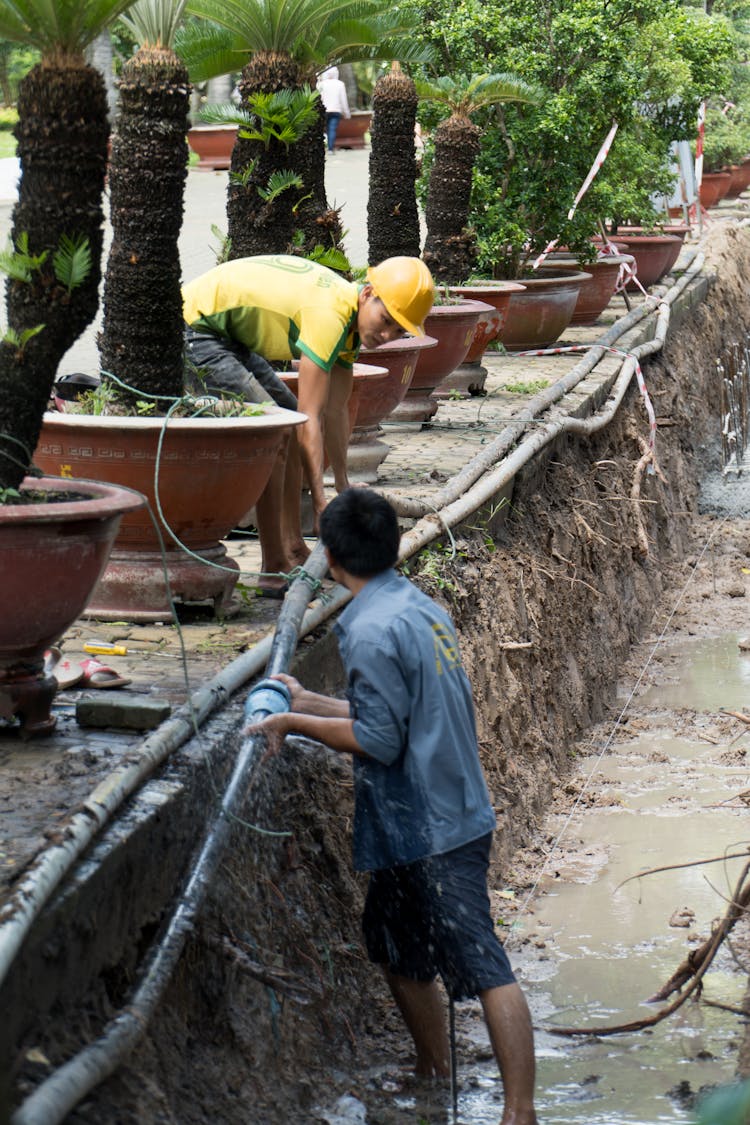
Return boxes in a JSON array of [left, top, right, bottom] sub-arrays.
[[500, 633, 750, 1124]]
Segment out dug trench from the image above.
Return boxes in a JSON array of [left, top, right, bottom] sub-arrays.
[[10, 222, 750, 1124]]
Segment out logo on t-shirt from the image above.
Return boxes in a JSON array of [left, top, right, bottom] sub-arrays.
[[432, 623, 460, 675]]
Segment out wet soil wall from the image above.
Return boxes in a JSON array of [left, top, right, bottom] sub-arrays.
[[10, 225, 750, 1124]]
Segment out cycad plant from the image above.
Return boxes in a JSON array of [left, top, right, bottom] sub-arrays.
[[198, 86, 321, 257], [367, 62, 421, 264], [417, 73, 540, 283], [178, 0, 432, 260], [99, 0, 191, 407], [0, 0, 136, 492]]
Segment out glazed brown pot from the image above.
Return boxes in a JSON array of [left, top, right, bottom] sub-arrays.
[[34, 407, 305, 622], [540, 255, 631, 326], [0, 477, 144, 734], [448, 282, 527, 358], [387, 300, 487, 424], [725, 161, 750, 199], [616, 225, 688, 277], [500, 269, 591, 351], [187, 125, 237, 170], [699, 171, 732, 209], [355, 336, 438, 476], [333, 110, 372, 150], [609, 234, 681, 290]]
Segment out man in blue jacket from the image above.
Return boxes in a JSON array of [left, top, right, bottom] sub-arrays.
[[249, 488, 537, 1124]]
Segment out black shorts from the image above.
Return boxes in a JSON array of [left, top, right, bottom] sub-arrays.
[[362, 833, 516, 1001]]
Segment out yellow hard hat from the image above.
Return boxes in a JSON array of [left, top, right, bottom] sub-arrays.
[[365, 257, 435, 337]]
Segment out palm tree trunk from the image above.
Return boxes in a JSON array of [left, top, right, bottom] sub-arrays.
[[367, 68, 421, 265], [423, 113, 480, 283], [0, 62, 108, 490], [99, 46, 190, 406]]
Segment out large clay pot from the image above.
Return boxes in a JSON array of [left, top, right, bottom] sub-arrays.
[[279, 362, 389, 479], [355, 336, 438, 479], [699, 171, 732, 209], [438, 282, 527, 397], [616, 224, 688, 276], [187, 125, 237, 170], [388, 301, 487, 425], [725, 161, 750, 199], [0, 477, 144, 734], [612, 233, 682, 291], [540, 255, 631, 326], [499, 269, 591, 351], [333, 110, 372, 150], [34, 407, 305, 622]]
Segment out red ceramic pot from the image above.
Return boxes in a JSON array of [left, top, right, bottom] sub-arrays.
[[500, 269, 591, 351], [725, 161, 750, 199], [616, 225, 689, 277], [447, 282, 527, 359], [187, 125, 237, 170], [540, 255, 631, 326], [333, 111, 372, 150], [699, 171, 732, 209], [387, 300, 487, 424], [353, 337, 438, 480], [34, 407, 306, 621], [609, 234, 681, 291], [0, 476, 144, 733]]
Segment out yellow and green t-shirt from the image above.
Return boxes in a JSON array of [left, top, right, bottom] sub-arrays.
[[182, 255, 360, 372]]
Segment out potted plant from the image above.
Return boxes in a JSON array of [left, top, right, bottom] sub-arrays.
[[34, 0, 307, 622], [0, 0, 147, 733]]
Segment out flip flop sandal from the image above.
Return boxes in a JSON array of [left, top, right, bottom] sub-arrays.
[[43, 647, 85, 690], [255, 584, 290, 600], [79, 657, 131, 689]]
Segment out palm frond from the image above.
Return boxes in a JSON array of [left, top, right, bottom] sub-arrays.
[[175, 17, 247, 80], [0, 0, 140, 56], [257, 169, 303, 201], [53, 234, 92, 293], [415, 71, 541, 117], [120, 0, 188, 47]]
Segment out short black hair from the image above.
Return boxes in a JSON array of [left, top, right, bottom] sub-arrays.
[[319, 488, 399, 577]]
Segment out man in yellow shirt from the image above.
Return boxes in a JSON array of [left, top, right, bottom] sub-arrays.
[[182, 255, 434, 596]]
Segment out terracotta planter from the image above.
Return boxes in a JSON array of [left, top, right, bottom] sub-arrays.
[[333, 111, 372, 150], [0, 477, 144, 734], [355, 336, 438, 478], [388, 301, 487, 425], [280, 362, 390, 481], [187, 125, 237, 170], [611, 233, 682, 291], [34, 407, 305, 622], [616, 224, 688, 278], [540, 255, 631, 326], [699, 171, 732, 209], [500, 269, 591, 351], [725, 161, 750, 199], [438, 282, 527, 397]]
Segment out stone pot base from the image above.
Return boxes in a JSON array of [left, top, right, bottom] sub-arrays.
[[432, 361, 488, 399], [86, 545, 239, 623], [344, 427, 391, 484], [0, 666, 58, 736]]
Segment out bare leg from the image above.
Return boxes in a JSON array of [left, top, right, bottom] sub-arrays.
[[480, 982, 538, 1125], [281, 431, 311, 566], [254, 437, 293, 592], [382, 968, 450, 1078]]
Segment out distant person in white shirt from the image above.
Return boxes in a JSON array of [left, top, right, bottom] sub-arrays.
[[317, 66, 351, 153]]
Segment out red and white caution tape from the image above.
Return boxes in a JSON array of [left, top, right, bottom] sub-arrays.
[[531, 122, 619, 270]]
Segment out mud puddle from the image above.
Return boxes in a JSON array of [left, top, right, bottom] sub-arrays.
[[319, 634, 750, 1124], [506, 631, 750, 1123]]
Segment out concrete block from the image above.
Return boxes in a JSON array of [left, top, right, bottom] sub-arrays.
[[76, 693, 172, 731]]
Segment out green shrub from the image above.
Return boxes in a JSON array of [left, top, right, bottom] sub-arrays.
[[0, 105, 18, 131]]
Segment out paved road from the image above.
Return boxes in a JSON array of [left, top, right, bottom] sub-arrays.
[[0, 146, 374, 377]]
